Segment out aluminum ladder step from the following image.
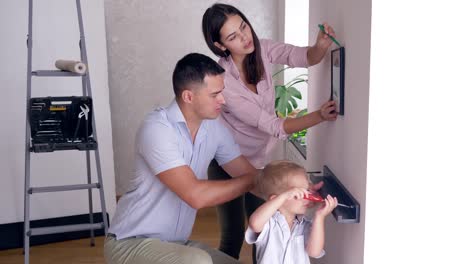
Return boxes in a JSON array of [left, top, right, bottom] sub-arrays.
[[27, 223, 104, 236], [32, 70, 85, 77], [29, 183, 100, 194]]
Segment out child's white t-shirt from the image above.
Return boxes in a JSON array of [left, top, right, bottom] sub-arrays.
[[245, 211, 325, 264]]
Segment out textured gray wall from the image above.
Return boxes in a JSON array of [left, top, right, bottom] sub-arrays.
[[104, 0, 280, 194]]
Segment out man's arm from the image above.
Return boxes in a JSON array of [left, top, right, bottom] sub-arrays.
[[221, 155, 262, 197], [157, 156, 256, 210]]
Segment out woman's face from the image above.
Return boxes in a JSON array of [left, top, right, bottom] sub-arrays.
[[216, 14, 255, 56]]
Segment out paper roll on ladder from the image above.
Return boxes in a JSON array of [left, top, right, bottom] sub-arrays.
[[55, 60, 87, 74]]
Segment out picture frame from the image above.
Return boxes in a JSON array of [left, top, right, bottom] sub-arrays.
[[330, 47, 345, 115]]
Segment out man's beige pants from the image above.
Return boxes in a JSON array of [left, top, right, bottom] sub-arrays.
[[104, 235, 241, 264]]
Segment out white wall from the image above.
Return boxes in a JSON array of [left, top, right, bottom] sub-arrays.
[[306, 0, 468, 263], [284, 0, 309, 111], [306, 0, 371, 263], [0, 0, 116, 224], [104, 0, 281, 194], [365, 1, 468, 263]]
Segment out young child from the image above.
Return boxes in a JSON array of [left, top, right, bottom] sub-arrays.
[[245, 160, 338, 264]]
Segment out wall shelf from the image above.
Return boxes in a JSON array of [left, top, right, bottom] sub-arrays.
[[309, 166, 360, 223]]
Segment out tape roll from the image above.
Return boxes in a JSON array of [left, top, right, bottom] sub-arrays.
[[55, 60, 87, 74]]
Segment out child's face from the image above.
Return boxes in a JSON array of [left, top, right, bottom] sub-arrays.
[[283, 173, 311, 215]]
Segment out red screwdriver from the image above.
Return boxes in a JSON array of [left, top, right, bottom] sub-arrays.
[[304, 192, 353, 208]]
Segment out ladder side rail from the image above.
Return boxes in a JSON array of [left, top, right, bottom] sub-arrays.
[[76, 0, 96, 245], [76, 0, 109, 234], [86, 151, 95, 246], [24, 0, 34, 263], [77, 0, 89, 97]]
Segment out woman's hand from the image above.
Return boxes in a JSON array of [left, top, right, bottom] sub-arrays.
[[307, 23, 337, 65], [319, 101, 338, 121], [316, 22, 336, 50]]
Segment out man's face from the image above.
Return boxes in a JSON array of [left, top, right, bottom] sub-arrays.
[[192, 74, 225, 120]]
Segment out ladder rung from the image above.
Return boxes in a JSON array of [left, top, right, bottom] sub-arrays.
[[28, 223, 104, 236], [29, 183, 100, 194], [32, 70, 84, 77]]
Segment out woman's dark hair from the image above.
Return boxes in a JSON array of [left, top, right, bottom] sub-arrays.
[[202, 3, 265, 85], [172, 53, 225, 98]]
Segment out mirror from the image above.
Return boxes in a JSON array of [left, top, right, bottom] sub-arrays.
[[330, 47, 345, 115]]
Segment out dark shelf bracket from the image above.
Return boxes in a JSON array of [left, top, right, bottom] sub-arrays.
[[309, 165, 360, 223]]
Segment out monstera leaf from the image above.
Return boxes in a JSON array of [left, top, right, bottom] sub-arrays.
[[274, 73, 307, 117], [273, 68, 309, 147]]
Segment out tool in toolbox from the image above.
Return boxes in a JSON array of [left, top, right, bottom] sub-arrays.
[[29, 97, 97, 152], [23, 1, 108, 263]]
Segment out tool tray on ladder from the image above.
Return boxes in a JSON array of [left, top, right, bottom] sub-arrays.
[[29, 96, 97, 152]]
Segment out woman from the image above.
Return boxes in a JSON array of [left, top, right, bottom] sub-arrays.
[[202, 3, 337, 262]]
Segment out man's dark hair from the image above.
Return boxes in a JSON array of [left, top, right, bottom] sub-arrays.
[[172, 53, 225, 98]]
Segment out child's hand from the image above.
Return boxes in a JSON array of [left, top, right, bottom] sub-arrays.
[[315, 194, 338, 219], [280, 187, 310, 201]]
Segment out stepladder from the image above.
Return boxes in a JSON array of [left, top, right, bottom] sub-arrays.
[[24, 0, 108, 263]]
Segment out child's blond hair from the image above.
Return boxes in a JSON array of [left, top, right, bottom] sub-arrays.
[[258, 160, 307, 199]]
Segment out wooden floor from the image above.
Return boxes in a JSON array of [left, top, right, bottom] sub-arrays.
[[0, 208, 253, 264]]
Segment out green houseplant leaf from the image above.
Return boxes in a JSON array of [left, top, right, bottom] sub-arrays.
[[274, 82, 306, 117], [273, 68, 309, 146], [296, 108, 308, 117]]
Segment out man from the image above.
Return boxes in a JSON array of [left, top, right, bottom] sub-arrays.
[[104, 53, 258, 264]]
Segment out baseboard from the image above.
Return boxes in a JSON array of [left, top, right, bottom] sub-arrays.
[[0, 213, 108, 250]]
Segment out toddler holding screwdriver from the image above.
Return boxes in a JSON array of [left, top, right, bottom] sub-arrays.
[[245, 160, 337, 264]]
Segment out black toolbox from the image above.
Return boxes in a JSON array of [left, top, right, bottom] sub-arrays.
[[29, 96, 97, 152]]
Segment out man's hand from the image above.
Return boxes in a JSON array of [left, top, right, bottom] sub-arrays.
[[309, 181, 324, 192], [222, 156, 261, 197], [307, 181, 324, 208]]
